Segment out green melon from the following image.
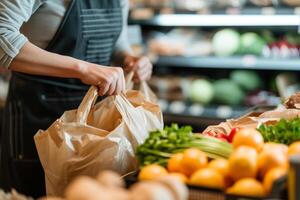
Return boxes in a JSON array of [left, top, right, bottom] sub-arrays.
[[230, 70, 262, 91], [213, 79, 245, 105], [189, 79, 214, 104]]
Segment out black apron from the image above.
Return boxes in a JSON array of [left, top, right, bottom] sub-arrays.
[[0, 0, 123, 197]]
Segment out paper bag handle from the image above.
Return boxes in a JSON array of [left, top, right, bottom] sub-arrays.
[[76, 86, 98, 124], [125, 71, 134, 90], [76, 71, 156, 124], [125, 71, 157, 102]]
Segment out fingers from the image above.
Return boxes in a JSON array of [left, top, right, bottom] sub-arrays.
[[117, 67, 126, 94], [96, 67, 125, 96], [120, 71, 126, 93], [108, 77, 117, 95], [124, 56, 138, 72], [133, 57, 153, 82], [114, 75, 124, 95], [98, 81, 110, 96], [133, 69, 152, 83], [124, 61, 136, 72]]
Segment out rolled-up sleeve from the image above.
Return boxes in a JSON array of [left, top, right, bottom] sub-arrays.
[[115, 0, 132, 53], [0, 0, 42, 68]]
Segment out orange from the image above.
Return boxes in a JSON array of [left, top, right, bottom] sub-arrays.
[[263, 167, 287, 194], [138, 164, 168, 181], [227, 178, 265, 197], [257, 148, 288, 178], [288, 141, 300, 156], [228, 146, 258, 181], [232, 128, 264, 152], [189, 168, 225, 189], [263, 142, 288, 156], [208, 159, 232, 188], [167, 153, 184, 173], [169, 173, 188, 183], [208, 159, 229, 177], [181, 148, 208, 176], [224, 176, 234, 188]]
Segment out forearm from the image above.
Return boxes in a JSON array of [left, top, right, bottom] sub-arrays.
[[9, 41, 126, 96], [10, 41, 83, 79]]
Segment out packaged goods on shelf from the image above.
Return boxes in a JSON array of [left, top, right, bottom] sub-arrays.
[[148, 29, 212, 57], [148, 76, 187, 101], [283, 0, 300, 6], [250, 0, 277, 6], [215, 0, 246, 8]]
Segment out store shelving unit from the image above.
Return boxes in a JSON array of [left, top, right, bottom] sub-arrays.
[[129, 6, 300, 127], [158, 99, 247, 119], [158, 99, 248, 130], [154, 56, 300, 71], [130, 14, 300, 29], [130, 7, 300, 29]]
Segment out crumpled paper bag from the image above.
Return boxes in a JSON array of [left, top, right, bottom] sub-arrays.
[[34, 82, 163, 196], [203, 107, 300, 136]]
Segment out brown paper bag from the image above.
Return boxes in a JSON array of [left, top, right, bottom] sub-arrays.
[[203, 107, 300, 136], [34, 83, 163, 196]]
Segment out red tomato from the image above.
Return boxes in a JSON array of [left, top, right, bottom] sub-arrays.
[[216, 134, 229, 142], [203, 132, 214, 137], [228, 128, 239, 143]]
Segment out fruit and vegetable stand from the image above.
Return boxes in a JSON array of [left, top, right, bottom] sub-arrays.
[[2, 92, 300, 200], [128, 93, 300, 200]]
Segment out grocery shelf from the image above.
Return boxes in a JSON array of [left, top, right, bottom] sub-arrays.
[[129, 7, 300, 28], [160, 100, 277, 130], [154, 56, 300, 71], [158, 99, 248, 119], [131, 14, 300, 27]]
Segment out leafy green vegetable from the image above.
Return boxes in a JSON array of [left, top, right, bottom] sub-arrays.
[[258, 117, 300, 145], [136, 124, 233, 167]]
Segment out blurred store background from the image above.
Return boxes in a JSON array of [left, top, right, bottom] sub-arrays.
[[1, 0, 300, 131], [127, 0, 300, 130]]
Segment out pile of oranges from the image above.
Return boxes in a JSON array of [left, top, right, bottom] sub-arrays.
[[138, 128, 300, 198]]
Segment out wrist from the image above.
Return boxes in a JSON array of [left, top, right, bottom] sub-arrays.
[[72, 60, 89, 80]]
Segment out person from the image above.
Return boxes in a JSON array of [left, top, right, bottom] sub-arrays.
[[0, 0, 153, 198]]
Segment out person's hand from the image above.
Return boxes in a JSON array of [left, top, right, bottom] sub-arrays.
[[77, 62, 125, 96], [124, 55, 153, 83]]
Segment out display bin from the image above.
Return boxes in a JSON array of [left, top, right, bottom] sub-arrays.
[[125, 105, 288, 200], [125, 173, 287, 200]]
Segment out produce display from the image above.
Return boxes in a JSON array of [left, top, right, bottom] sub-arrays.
[[149, 70, 279, 107], [212, 29, 240, 57], [194, 70, 266, 105], [147, 28, 300, 59], [136, 124, 233, 166], [258, 117, 300, 145], [3, 91, 300, 200], [240, 32, 267, 56], [230, 70, 262, 92], [137, 126, 294, 198], [189, 79, 214, 104], [213, 79, 245, 105], [135, 94, 300, 198]]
